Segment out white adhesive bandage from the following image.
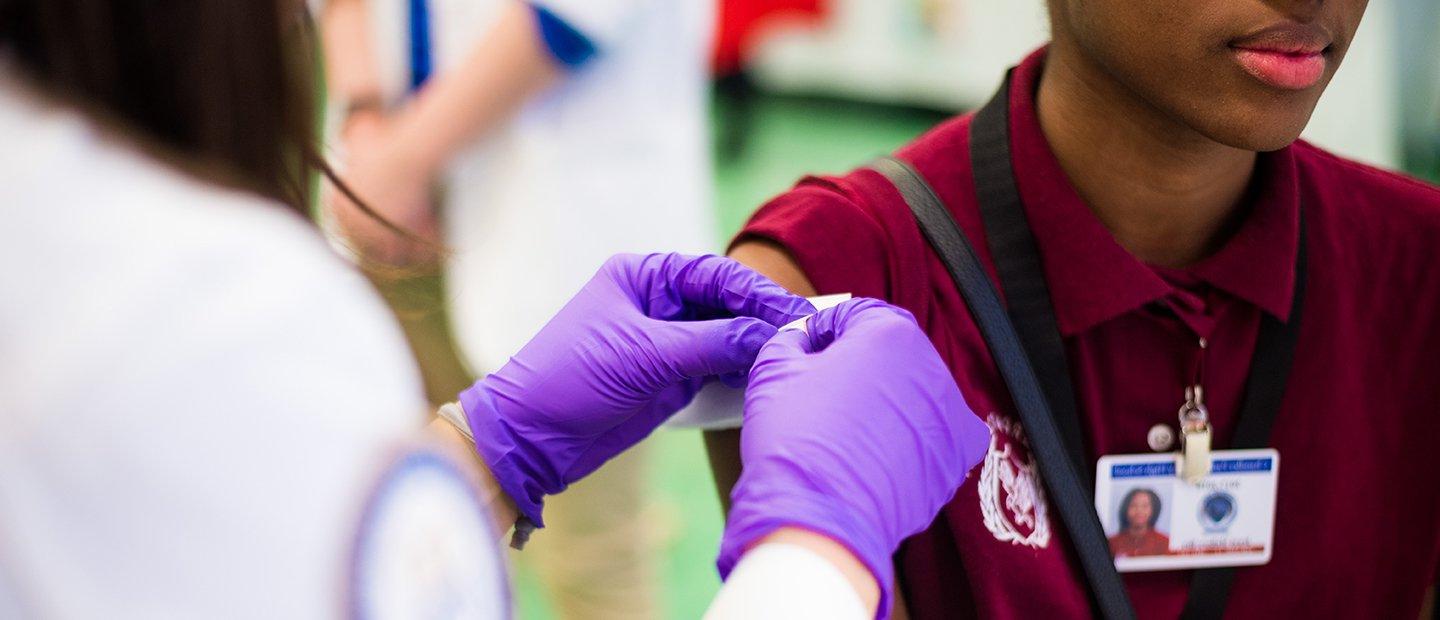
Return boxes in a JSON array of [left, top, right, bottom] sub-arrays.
[[665, 294, 852, 430], [779, 293, 853, 333]]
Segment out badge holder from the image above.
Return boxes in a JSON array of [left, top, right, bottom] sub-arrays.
[[1096, 382, 1281, 574], [1178, 385, 1211, 484]]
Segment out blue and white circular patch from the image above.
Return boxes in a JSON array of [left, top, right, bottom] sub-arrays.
[[348, 450, 509, 620]]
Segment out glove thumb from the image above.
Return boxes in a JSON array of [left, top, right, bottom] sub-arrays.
[[755, 326, 817, 362]]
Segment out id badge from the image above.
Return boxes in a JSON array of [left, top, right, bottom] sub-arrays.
[[1093, 449, 1279, 572]]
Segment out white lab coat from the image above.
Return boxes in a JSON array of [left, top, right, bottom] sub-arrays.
[[358, 0, 717, 373], [0, 73, 506, 618]]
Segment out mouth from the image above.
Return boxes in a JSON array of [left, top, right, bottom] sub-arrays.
[[1228, 23, 1333, 91]]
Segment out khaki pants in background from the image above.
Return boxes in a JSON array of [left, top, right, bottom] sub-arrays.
[[519, 444, 661, 619], [374, 271, 661, 619]]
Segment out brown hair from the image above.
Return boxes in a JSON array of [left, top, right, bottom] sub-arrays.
[[0, 0, 416, 246]]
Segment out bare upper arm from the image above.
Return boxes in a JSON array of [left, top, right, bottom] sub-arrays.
[[728, 238, 818, 297], [703, 238, 817, 511]]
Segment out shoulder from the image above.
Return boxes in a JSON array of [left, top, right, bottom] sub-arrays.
[[736, 113, 976, 301], [0, 102, 424, 436], [1287, 142, 1440, 359], [896, 113, 975, 184], [736, 170, 899, 300], [1290, 141, 1440, 285], [1291, 140, 1440, 230]]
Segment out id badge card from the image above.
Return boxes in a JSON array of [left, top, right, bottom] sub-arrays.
[[1094, 449, 1278, 572]]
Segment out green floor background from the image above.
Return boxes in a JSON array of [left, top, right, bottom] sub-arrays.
[[507, 94, 945, 619]]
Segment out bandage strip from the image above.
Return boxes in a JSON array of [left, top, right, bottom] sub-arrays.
[[780, 293, 853, 333]]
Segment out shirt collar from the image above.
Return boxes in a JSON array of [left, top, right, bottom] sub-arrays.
[[1003, 48, 1300, 336]]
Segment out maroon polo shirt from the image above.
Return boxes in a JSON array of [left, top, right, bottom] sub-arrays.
[[737, 48, 1440, 618]]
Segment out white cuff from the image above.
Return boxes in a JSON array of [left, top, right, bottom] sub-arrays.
[[704, 542, 869, 620], [436, 402, 474, 441]]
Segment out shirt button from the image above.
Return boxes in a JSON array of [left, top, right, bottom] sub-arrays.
[[1147, 424, 1176, 452]]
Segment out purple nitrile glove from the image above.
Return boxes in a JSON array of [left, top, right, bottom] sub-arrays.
[[459, 253, 814, 527], [718, 298, 991, 618]]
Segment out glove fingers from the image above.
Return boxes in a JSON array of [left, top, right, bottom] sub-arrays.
[[717, 370, 749, 389], [803, 298, 880, 350], [807, 298, 921, 351], [669, 255, 816, 326], [659, 316, 778, 380], [756, 327, 816, 362]]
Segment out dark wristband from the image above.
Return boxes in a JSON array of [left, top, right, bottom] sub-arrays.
[[510, 516, 537, 550]]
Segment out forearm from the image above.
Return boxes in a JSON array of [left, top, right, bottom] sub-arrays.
[[385, 0, 562, 174], [703, 429, 743, 511], [424, 417, 519, 535], [320, 0, 384, 108], [706, 528, 879, 619]]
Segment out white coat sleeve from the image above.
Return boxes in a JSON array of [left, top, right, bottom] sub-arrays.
[[703, 543, 870, 620], [0, 136, 496, 616]]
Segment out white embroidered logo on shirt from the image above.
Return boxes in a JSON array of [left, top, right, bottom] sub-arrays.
[[979, 413, 1051, 548]]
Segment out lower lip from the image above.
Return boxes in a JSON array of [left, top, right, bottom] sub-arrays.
[[1231, 48, 1327, 90]]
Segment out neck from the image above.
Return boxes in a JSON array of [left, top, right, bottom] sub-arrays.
[[1036, 40, 1257, 268]]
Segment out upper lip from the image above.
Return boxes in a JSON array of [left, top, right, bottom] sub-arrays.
[[1229, 22, 1333, 55]]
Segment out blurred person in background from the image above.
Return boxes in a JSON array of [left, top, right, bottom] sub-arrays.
[[320, 1, 715, 615], [706, 0, 1440, 617], [0, 2, 992, 618]]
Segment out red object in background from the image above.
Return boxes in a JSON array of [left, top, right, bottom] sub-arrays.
[[713, 0, 828, 75]]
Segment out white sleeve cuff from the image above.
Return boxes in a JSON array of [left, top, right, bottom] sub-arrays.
[[704, 542, 869, 620]]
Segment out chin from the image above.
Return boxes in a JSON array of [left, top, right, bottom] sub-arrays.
[[1187, 99, 1318, 153], [1213, 124, 1307, 153]]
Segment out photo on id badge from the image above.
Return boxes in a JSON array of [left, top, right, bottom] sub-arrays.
[[1094, 449, 1279, 572]]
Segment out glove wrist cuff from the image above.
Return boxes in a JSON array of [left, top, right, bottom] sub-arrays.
[[459, 381, 549, 528]]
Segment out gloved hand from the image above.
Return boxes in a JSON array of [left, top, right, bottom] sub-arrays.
[[460, 253, 814, 527], [718, 298, 991, 618]]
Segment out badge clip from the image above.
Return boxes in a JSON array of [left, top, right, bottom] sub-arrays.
[[1178, 385, 1211, 484]]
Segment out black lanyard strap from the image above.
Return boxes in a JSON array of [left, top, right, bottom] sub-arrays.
[[871, 154, 1137, 620], [870, 70, 1306, 620], [969, 72, 1092, 485]]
